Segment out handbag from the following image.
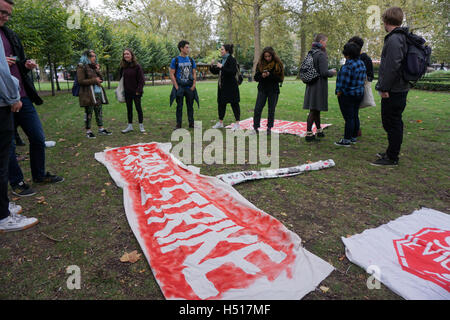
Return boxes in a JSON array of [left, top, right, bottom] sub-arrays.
[[115, 77, 125, 103], [360, 79, 376, 108]]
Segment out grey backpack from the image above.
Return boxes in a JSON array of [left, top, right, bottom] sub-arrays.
[[299, 50, 320, 84]]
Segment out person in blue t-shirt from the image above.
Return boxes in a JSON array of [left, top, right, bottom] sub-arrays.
[[169, 40, 197, 129]]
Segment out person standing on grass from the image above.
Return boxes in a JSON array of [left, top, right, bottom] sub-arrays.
[[303, 33, 336, 142], [77, 49, 112, 139], [119, 49, 146, 134], [169, 40, 197, 130], [348, 36, 374, 137], [334, 42, 366, 147], [251, 46, 284, 135], [210, 44, 241, 131], [372, 7, 410, 166], [0, 0, 63, 199], [0, 26, 38, 232]]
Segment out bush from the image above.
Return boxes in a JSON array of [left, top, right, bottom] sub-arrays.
[[412, 82, 450, 91]]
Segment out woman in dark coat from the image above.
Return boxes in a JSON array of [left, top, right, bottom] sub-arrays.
[[252, 46, 284, 134], [119, 49, 146, 133], [303, 34, 336, 142], [77, 50, 111, 139], [210, 44, 241, 130]]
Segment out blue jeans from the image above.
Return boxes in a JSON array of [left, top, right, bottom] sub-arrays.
[[9, 97, 46, 185], [338, 95, 363, 140]]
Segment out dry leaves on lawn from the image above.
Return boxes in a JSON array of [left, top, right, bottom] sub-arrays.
[[120, 250, 142, 263]]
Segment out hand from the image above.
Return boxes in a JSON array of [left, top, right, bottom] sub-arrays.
[[25, 59, 37, 70], [380, 91, 390, 98], [95, 64, 100, 70], [96, 77, 103, 84], [190, 84, 196, 91], [6, 57, 16, 66], [174, 84, 179, 91], [11, 100, 22, 113], [330, 69, 337, 76], [211, 59, 215, 65], [217, 63, 223, 69]]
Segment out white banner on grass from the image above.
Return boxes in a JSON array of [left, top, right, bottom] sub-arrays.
[[95, 142, 334, 300], [342, 208, 450, 300], [217, 159, 335, 186]]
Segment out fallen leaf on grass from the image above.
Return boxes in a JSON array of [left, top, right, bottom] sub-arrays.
[[319, 286, 329, 293], [280, 212, 287, 217], [120, 250, 141, 263], [58, 138, 66, 142], [338, 255, 346, 261], [416, 120, 423, 123]]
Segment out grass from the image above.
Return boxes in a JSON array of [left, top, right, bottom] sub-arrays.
[[0, 78, 449, 300]]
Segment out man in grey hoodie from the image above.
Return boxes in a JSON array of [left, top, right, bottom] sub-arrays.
[[372, 7, 410, 166], [0, 24, 38, 232]]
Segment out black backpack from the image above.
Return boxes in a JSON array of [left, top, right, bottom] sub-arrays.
[[394, 29, 432, 82], [299, 50, 320, 84]]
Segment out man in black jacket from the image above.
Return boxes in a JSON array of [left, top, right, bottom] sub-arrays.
[[372, 6, 410, 166], [0, 0, 63, 196]]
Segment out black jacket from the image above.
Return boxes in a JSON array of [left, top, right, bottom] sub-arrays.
[[360, 53, 374, 82], [0, 26, 42, 105], [210, 55, 240, 104], [375, 27, 410, 93], [254, 63, 283, 94]]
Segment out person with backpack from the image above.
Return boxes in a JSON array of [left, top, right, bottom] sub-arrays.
[[301, 34, 336, 142], [210, 44, 241, 131], [372, 7, 425, 166], [251, 46, 284, 134], [77, 50, 112, 139], [334, 42, 366, 147], [169, 40, 197, 129], [119, 49, 146, 134]]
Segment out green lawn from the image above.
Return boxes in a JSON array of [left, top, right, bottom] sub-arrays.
[[0, 78, 449, 300]]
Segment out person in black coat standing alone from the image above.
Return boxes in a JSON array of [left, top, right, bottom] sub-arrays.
[[210, 44, 241, 131]]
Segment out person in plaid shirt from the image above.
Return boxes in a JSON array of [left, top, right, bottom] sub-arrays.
[[334, 42, 366, 147]]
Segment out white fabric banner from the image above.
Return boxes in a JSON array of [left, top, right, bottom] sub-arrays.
[[342, 208, 450, 300], [95, 142, 334, 300], [217, 160, 335, 186]]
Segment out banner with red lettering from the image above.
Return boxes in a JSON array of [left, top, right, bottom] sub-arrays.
[[226, 118, 331, 136], [95, 142, 334, 300], [342, 208, 450, 300]]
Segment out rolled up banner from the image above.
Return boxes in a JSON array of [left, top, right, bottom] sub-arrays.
[[217, 159, 335, 186]]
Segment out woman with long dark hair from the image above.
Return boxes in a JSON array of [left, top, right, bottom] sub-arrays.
[[119, 49, 146, 133], [210, 44, 241, 130], [77, 50, 111, 138], [252, 46, 284, 134], [303, 34, 336, 142]]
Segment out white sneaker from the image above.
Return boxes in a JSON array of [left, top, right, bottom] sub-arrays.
[[45, 141, 56, 148], [0, 212, 38, 233], [212, 121, 224, 129], [139, 124, 146, 133], [121, 124, 133, 133], [231, 123, 240, 131], [9, 202, 22, 215]]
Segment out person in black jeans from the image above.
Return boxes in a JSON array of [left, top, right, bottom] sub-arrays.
[[120, 49, 146, 133], [334, 42, 366, 147], [373, 7, 410, 166], [252, 47, 284, 134], [348, 36, 374, 137]]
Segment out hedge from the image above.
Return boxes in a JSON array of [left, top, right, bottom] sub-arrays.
[[412, 82, 450, 91]]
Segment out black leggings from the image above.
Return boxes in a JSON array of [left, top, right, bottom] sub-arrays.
[[125, 92, 143, 124], [218, 102, 240, 122], [306, 110, 321, 132]]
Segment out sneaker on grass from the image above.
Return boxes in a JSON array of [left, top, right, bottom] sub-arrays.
[[86, 132, 96, 139], [376, 152, 386, 159], [334, 138, 351, 147], [212, 121, 224, 129], [98, 128, 112, 135], [370, 157, 398, 166], [11, 181, 36, 197], [33, 172, 64, 184], [9, 202, 22, 215], [0, 212, 38, 233]]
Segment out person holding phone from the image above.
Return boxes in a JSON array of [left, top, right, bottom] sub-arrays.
[[251, 46, 284, 134]]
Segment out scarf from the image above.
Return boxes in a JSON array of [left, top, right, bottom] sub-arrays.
[[221, 53, 230, 65], [258, 59, 284, 82]]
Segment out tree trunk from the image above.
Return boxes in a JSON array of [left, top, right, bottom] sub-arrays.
[[252, 1, 261, 77], [297, 0, 308, 79], [48, 54, 55, 96], [227, 2, 233, 43], [106, 64, 111, 89], [53, 63, 61, 91]]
